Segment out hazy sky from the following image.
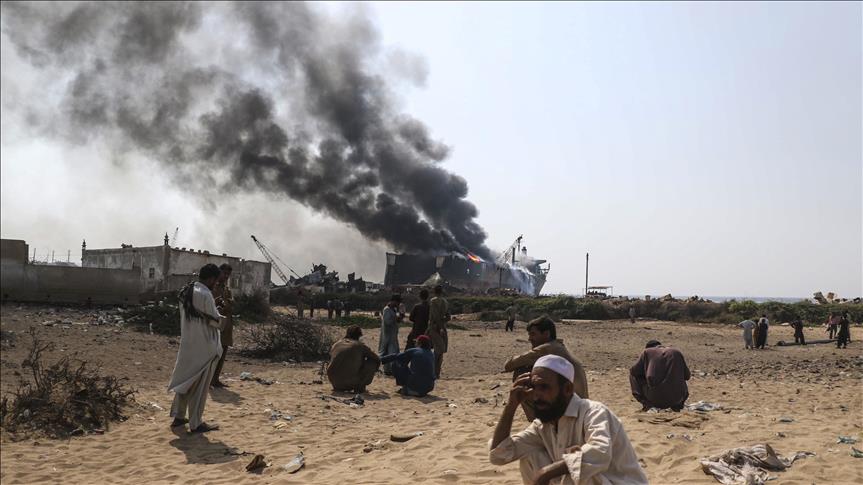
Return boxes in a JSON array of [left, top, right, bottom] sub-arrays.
[[2, 2, 861, 298]]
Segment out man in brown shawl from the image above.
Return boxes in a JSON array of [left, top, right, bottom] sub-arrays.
[[327, 325, 381, 393]]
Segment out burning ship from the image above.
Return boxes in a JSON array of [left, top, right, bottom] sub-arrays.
[[384, 236, 549, 296]]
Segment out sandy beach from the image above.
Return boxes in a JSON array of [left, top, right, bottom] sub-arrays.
[[1, 305, 861, 484]]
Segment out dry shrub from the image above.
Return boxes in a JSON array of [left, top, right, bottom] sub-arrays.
[[241, 315, 334, 362], [0, 328, 135, 438]]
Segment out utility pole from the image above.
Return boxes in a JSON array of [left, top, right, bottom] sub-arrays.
[[584, 252, 589, 297], [51, 250, 55, 263], [67, 250, 70, 263]]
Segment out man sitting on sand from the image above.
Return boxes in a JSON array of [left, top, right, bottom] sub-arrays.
[[380, 334, 436, 397], [490, 355, 648, 485], [629, 340, 690, 411], [327, 325, 381, 394], [504, 316, 589, 420], [168, 263, 225, 433]]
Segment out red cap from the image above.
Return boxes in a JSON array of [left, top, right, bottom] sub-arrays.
[[416, 335, 431, 345]]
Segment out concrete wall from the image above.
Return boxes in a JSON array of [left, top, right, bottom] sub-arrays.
[[1, 239, 29, 264], [2, 240, 141, 305]]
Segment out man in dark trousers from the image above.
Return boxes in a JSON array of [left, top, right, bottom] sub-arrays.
[[791, 318, 806, 345], [629, 340, 691, 411], [755, 314, 769, 349], [380, 334, 436, 397], [406, 289, 430, 349]]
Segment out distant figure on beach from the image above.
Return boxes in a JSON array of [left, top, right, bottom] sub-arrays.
[[326, 299, 334, 319], [211, 263, 234, 388], [826, 312, 840, 340], [504, 316, 589, 420], [843, 311, 852, 343], [490, 355, 648, 485], [755, 314, 769, 349], [335, 299, 344, 318], [168, 264, 224, 433], [327, 325, 380, 393], [505, 303, 517, 332], [738, 318, 756, 349], [629, 305, 636, 324], [379, 294, 402, 375], [296, 288, 305, 319], [629, 340, 690, 411], [836, 313, 850, 349], [380, 334, 436, 397], [427, 285, 449, 378], [343, 300, 351, 317], [791, 318, 806, 345], [406, 289, 430, 349]]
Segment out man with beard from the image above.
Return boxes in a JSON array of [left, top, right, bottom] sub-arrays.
[[504, 316, 589, 421], [490, 355, 647, 485], [379, 294, 402, 375], [168, 264, 225, 433], [427, 285, 449, 378], [380, 334, 436, 397], [327, 325, 380, 393], [629, 340, 690, 411]]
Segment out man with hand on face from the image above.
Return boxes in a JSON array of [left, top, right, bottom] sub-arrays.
[[490, 355, 647, 485]]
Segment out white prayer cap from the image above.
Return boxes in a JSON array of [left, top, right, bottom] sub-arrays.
[[533, 355, 574, 383]]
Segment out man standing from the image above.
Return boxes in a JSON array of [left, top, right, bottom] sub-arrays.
[[756, 314, 769, 349], [489, 355, 648, 485], [629, 340, 690, 411], [504, 316, 589, 421], [327, 299, 334, 320], [505, 303, 517, 332], [380, 334, 436, 397], [406, 289, 430, 349], [211, 263, 234, 388], [168, 264, 224, 433], [327, 325, 380, 393], [629, 305, 637, 324], [296, 289, 305, 319], [427, 285, 449, 379], [836, 313, 850, 349], [379, 294, 401, 375], [826, 312, 840, 340], [791, 318, 806, 345], [738, 318, 756, 349]]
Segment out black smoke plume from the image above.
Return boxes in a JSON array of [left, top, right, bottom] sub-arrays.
[[1, 1, 491, 259]]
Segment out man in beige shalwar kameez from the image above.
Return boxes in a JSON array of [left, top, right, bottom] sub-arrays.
[[490, 355, 647, 485], [426, 285, 449, 379], [168, 264, 225, 433]]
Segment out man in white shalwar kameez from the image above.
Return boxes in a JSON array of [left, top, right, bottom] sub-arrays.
[[168, 264, 225, 433], [490, 355, 647, 485]]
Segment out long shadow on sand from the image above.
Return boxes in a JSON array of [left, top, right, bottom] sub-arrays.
[[169, 427, 241, 465], [210, 387, 243, 404]]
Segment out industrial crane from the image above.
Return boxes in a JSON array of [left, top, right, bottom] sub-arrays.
[[170, 227, 179, 246], [250, 235, 301, 286]]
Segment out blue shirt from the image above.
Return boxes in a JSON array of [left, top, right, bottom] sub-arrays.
[[381, 347, 436, 395]]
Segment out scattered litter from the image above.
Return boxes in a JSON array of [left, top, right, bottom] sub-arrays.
[[837, 436, 858, 444], [851, 447, 863, 458], [273, 421, 290, 430], [776, 432, 786, 438], [282, 452, 305, 473], [391, 431, 423, 442], [239, 372, 275, 385], [268, 409, 292, 421], [447, 403, 458, 409], [363, 439, 387, 453], [777, 417, 794, 423], [686, 401, 722, 412], [489, 383, 501, 390], [321, 394, 364, 406], [474, 397, 488, 404], [700, 443, 814, 485], [224, 449, 253, 456], [245, 454, 269, 473], [147, 402, 164, 411]]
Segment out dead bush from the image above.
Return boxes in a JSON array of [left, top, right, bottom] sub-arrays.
[[0, 328, 136, 438], [241, 315, 334, 362], [233, 289, 272, 322]]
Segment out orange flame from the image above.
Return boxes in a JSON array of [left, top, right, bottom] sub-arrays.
[[466, 252, 483, 263]]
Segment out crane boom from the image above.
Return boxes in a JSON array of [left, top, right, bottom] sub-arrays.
[[250, 235, 300, 285]]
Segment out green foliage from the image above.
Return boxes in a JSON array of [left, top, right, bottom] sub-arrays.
[[326, 314, 382, 329], [233, 289, 272, 322]]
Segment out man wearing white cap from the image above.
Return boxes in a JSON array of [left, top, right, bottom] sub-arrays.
[[490, 355, 647, 485]]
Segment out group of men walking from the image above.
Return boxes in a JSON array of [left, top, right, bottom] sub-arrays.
[[737, 311, 853, 349]]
